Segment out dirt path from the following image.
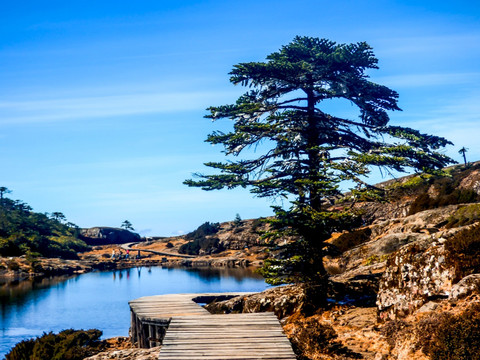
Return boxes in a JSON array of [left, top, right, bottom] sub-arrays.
[[120, 242, 195, 259]]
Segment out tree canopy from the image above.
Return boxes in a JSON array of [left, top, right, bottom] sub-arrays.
[[459, 147, 468, 167], [121, 220, 134, 231], [185, 36, 454, 295], [0, 190, 89, 259]]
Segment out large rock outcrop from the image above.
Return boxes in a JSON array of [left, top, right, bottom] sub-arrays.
[[216, 219, 271, 250], [376, 239, 455, 320], [338, 205, 459, 273], [204, 284, 304, 319], [80, 227, 141, 245], [374, 204, 480, 320], [448, 274, 480, 300]]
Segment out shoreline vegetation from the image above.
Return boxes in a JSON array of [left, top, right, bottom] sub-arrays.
[[3, 35, 480, 359], [0, 191, 268, 282], [0, 223, 266, 282], [4, 162, 480, 359], [0, 247, 259, 285]]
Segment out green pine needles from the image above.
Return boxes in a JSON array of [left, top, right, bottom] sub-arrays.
[[184, 36, 454, 297]]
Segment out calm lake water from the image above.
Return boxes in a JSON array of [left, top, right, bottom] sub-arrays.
[[0, 266, 268, 358]]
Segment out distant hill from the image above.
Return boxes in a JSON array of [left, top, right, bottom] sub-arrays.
[[79, 227, 141, 245], [0, 194, 89, 259], [179, 162, 480, 359]]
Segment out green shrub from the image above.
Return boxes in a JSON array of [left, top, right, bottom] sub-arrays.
[[423, 304, 480, 360], [380, 319, 411, 348], [53, 236, 90, 253], [5, 338, 35, 360], [25, 251, 43, 272], [179, 236, 224, 255], [5, 329, 104, 360], [330, 228, 371, 254], [445, 204, 480, 228], [365, 255, 379, 265], [6, 259, 20, 271], [386, 174, 432, 199], [0, 236, 23, 256], [445, 224, 480, 281], [179, 222, 224, 255], [407, 173, 480, 216], [250, 217, 268, 236], [408, 188, 479, 215], [185, 222, 220, 241]]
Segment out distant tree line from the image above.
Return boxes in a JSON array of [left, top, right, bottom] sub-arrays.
[[0, 188, 90, 259], [178, 222, 224, 255]]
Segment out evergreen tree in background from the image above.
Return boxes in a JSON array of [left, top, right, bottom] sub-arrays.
[[234, 213, 242, 227], [0, 186, 11, 204], [0, 189, 89, 258], [458, 147, 468, 167], [121, 220, 134, 231], [185, 36, 454, 307], [51, 212, 66, 222]]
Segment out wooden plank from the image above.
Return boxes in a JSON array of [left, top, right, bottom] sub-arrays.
[[159, 312, 296, 359], [129, 293, 296, 359]]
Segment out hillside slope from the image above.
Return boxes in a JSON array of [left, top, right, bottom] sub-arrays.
[[26, 162, 480, 360], [189, 162, 480, 360]]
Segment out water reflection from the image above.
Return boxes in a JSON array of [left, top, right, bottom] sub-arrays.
[[0, 275, 74, 318], [184, 267, 264, 281], [0, 266, 268, 358]]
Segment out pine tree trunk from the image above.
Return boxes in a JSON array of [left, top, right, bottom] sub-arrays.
[[302, 83, 329, 312]]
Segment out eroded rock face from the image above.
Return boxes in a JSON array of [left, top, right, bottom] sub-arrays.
[[458, 169, 480, 193], [80, 227, 141, 245], [377, 241, 455, 320], [369, 205, 461, 239], [204, 284, 304, 319], [216, 219, 271, 250], [355, 201, 411, 225], [339, 206, 459, 273], [84, 347, 160, 360], [449, 274, 480, 300]]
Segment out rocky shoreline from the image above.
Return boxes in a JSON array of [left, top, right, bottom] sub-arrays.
[[0, 247, 256, 284], [6, 164, 480, 359], [0, 255, 158, 281]]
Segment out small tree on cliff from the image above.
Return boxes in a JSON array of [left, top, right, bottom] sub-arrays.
[[51, 212, 66, 223], [458, 147, 468, 167], [121, 220, 134, 231], [0, 187, 11, 205], [185, 36, 453, 305]]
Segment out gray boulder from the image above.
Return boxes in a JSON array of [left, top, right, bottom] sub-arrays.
[[377, 241, 454, 320], [80, 227, 141, 245], [449, 274, 480, 300]]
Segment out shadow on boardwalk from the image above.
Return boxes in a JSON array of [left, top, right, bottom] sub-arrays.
[[129, 293, 297, 360]]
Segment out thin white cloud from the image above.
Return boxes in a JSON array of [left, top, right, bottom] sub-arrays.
[[393, 89, 480, 162], [0, 90, 234, 125], [400, 90, 480, 125], [375, 33, 480, 56], [47, 154, 207, 172], [375, 72, 480, 88]]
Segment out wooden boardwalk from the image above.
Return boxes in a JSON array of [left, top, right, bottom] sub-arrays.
[[129, 293, 297, 359]]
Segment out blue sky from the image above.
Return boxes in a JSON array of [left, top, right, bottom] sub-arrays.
[[1, 1, 479, 236]]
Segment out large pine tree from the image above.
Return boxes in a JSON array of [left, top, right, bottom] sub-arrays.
[[185, 36, 453, 304]]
